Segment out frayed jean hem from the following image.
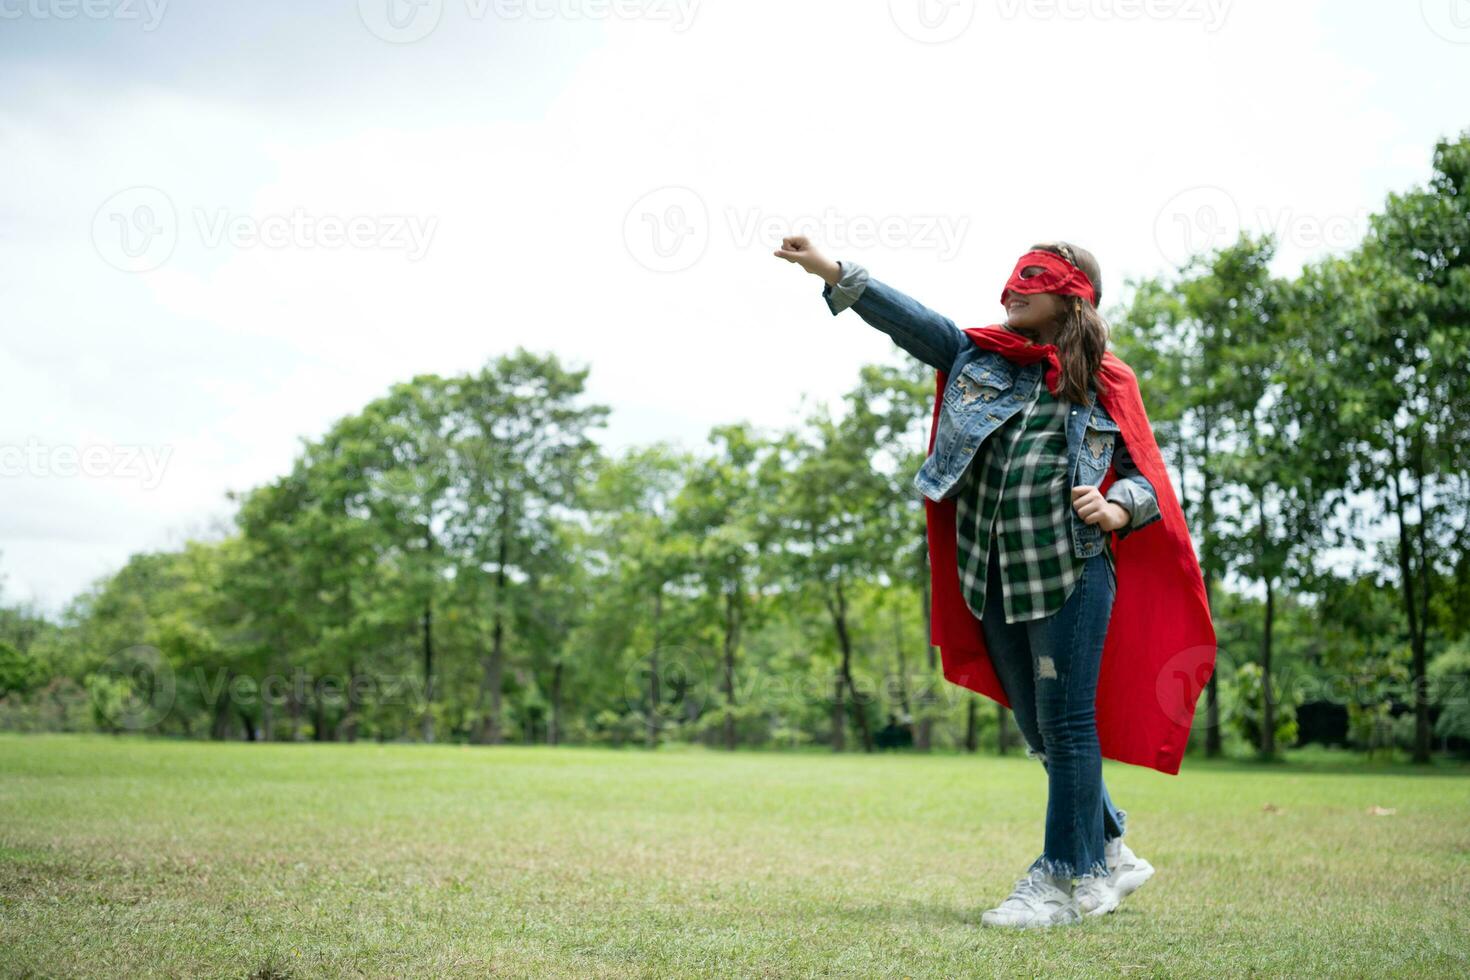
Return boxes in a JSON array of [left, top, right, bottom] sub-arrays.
[[1029, 852, 1112, 882]]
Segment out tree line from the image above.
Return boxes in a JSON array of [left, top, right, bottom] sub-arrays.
[[3, 131, 1468, 762]]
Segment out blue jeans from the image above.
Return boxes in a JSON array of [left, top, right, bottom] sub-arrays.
[[978, 538, 1127, 882]]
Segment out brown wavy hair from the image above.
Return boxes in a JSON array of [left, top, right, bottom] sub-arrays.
[[1027, 241, 1109, 404]]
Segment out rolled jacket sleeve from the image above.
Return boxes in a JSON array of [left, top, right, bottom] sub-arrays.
[[819, 259, 965, 370], [821, 259, 870, 315], [1105, 430, 1162, 540]]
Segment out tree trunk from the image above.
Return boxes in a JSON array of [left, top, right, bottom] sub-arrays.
[[549, 660, 562, 746], [260, 665, 275, 743], [238, 707, 258, 742], [210, 670, 233, 741], [477, 517, 510, 745], [647, 585, 663, 749], [1389, 445, 1425, 762], [831, 672, 846, 752], [421, 601, 436, 743], [1256, 495, 1275, 758], [1408, 429, 1433, 763], [722, 582, 742, 751], [1199, 413, 1222, 757], [287, 670, 304, 742], [892, 600, 914, 745], [313, 684, 329, 742], [1261, 575, 1276, 757], [338, 660, 361, 743], [829, 578, 873, 752], [915, 536, 936, 752]]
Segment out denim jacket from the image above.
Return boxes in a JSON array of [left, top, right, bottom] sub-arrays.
[[823, 261, 1163, 559]]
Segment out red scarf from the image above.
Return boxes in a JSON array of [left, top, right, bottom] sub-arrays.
[[924, 325, 1218, 774]]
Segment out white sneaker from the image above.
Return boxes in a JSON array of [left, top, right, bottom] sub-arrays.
[[1073, 838, 1155, 916], [980, 868, 1082, 929]]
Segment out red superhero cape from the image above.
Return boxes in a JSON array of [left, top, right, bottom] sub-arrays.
[[926, 326, 1218, 775]]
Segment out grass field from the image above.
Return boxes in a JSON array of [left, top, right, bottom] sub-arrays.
[[1, 734, 1468, 978]]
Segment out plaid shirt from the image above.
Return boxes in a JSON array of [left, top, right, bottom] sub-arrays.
[[955, 378, 1115, 624]]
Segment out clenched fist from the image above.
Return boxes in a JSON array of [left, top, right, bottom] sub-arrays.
[[1072, 485, 1130, 532], [773, 235, 842, 284]]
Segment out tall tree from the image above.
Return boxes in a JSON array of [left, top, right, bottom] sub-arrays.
[[1323, 130, 1470, 761], [444, 349, 608, 744]]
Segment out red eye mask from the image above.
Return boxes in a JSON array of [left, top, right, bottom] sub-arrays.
[[1000, 249, 1097, 308]]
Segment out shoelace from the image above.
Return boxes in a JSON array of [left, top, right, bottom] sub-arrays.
[[1005, 871, 1064, 906]]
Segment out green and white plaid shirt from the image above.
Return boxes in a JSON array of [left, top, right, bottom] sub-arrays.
[[955, 379, 1115, 624]]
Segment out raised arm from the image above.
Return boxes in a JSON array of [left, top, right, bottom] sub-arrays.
[[774, 235, 968, 371]]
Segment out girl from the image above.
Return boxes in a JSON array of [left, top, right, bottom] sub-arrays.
[[773, 237, 1210, 929]]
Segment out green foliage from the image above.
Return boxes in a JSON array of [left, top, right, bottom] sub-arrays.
[[1429, 641, 1470, 752], [3, 133, 1470, 758], [0, 640, 45, 697], [1230, 661, 1300, 755]]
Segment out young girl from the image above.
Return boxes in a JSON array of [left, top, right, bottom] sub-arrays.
[[774, 237, 1197, 928]]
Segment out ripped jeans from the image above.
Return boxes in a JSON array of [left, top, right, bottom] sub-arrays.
[[979, 538, 1127, 882]]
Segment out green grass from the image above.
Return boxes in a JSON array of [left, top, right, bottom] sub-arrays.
[[2, 734, 1468, 978]]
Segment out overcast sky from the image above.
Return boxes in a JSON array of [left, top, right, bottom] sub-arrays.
[[2, 0, 1467, 613]]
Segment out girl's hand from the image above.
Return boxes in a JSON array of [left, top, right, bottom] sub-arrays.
[[773, 235, 842, 284], [1072, 486, 1130, 532]]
